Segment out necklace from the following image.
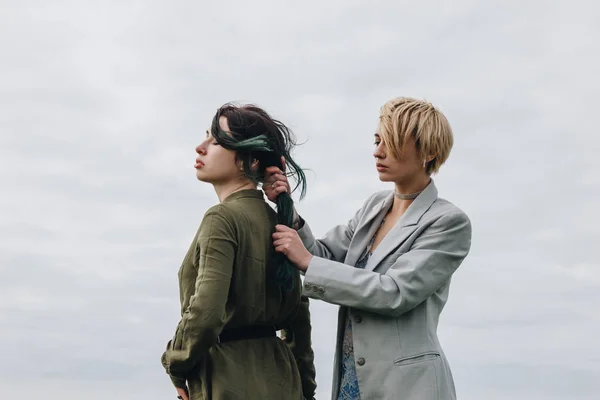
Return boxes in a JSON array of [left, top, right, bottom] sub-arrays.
[[393, 190, 422, 200]]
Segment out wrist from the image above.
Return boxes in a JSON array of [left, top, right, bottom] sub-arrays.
[[292, 211, 304, 231], [301, 254, 312, 272], [169, 374, 187, 389]]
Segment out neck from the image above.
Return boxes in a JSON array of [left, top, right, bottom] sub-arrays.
[[392, 175, 431, 210], [213, 180, 257, 202]]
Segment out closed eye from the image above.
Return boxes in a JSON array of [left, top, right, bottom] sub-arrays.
[[374, 133, 381, 146], [206, 131, 220, 146]]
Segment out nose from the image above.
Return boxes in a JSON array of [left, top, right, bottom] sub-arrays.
[[196, 140, 208, 155], [373, 143, 385, 159]]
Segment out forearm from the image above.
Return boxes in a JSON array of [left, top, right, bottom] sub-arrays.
[[165, 207, 235, 375], [294, 194, 373, 263], [303, 257, 407, 316], [303, 249, 465, 317], [161, 350, 187, 389], [297, 219, 352, 262], [304, 212, 471, 316]]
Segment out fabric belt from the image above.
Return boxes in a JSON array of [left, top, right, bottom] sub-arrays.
[[218, 325, 277, 343]]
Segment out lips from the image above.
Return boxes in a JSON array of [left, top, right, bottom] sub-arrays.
[[376, 163, 387, 171], [195, 158, 205, 168]]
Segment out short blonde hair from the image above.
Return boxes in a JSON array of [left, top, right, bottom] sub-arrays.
[[378, 97, 453, 175]]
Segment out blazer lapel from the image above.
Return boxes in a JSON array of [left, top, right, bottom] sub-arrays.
[[365, 180, 439, 272], [345, 193, 394, 267]]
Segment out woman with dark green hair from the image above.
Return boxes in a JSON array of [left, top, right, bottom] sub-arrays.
[[161, 103, 317, 400]]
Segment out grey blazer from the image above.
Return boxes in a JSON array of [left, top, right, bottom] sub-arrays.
[[298, 180, 472, 400]]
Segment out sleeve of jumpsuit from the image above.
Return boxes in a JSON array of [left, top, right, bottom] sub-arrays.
[[162, 206, 235, 384]]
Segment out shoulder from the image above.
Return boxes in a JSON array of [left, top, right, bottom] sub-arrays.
[[423, 197, 471, 233], [201, 199, 271, 231], [362, 190, 392, 207], [204, 199, 252, 218], [203, 203, 228, 218], [199, 204, 237, 233], [430, 198, 469, 220]]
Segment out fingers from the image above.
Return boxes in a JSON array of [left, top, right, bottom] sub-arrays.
[[267, 173, 287, 184], [275, 224, 294, 233], [273, 186, 287, 196], [262, 166, 290, 202], [273, 226, 296, 248], [272, 182, 288, 194], [264, 168, 287, 182], [262, 184, 287, 199], [273, 237, 291, 247], [263, 179, 282, 189], [176, 387, 189, 400], [275, 244, 288, 255], [265, 166, 284, 176], [269, 180, 286, 189], [272, 233, 292, 242], [263, 169, 290, 196], [281, 156, 287, 172]]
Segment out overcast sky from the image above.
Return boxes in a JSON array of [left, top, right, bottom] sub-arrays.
[[1, 0, 599, 399]]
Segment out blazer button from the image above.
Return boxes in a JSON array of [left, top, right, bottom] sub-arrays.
[[311, 286, 319, 292], [354, 315, 362, 323], [357, 357, 365, 366], [304, 283, 311, 290], [318, 287, 325, 294]]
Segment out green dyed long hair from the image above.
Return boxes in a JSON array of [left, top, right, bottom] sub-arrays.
[[210, 103, 307, 291]]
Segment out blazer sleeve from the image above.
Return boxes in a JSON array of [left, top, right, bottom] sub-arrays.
[[163, 206, 235, 378], [296, 194, 374, 262], [281, 296, 317, 399], [302, 211, 472, 317]]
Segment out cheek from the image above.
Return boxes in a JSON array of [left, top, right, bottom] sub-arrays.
[[390, 160, 417, 174], [215, 148, 238, 170]]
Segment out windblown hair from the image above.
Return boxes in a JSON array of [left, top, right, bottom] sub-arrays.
[[379, 97, 454, 175], [210, 103, 306, 291]]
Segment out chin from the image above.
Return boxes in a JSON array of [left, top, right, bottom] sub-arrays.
[[377, 172, 394, 182], [195, 170, 210, 182]]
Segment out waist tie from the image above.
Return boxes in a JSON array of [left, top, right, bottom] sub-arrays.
[[218, 325, 277, 343]]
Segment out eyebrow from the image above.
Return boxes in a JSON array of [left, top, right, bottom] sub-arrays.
[[374, 133, 380, 137]]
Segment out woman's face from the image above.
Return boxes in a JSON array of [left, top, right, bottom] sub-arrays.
[[373, 132, 426, 184], [194, 116, 241, 184]]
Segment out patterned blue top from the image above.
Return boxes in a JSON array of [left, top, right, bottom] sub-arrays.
[[337, 220, 384, 400]]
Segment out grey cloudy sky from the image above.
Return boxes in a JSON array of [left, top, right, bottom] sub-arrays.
[[1, 0, 599, 399]]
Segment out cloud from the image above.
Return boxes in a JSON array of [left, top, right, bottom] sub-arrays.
[[1, 0, 599, 399]]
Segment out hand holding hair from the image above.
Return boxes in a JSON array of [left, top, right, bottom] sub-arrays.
[[273, 224, 313, 272], [263, 156, 291, 202]]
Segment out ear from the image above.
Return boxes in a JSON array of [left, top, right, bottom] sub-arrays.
[[250, 158, 260, 172], [423, 154, 436, 169]]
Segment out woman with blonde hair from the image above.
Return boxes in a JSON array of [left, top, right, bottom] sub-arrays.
[[162, 103, 317, 400], [265, 97, 472, 400]]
